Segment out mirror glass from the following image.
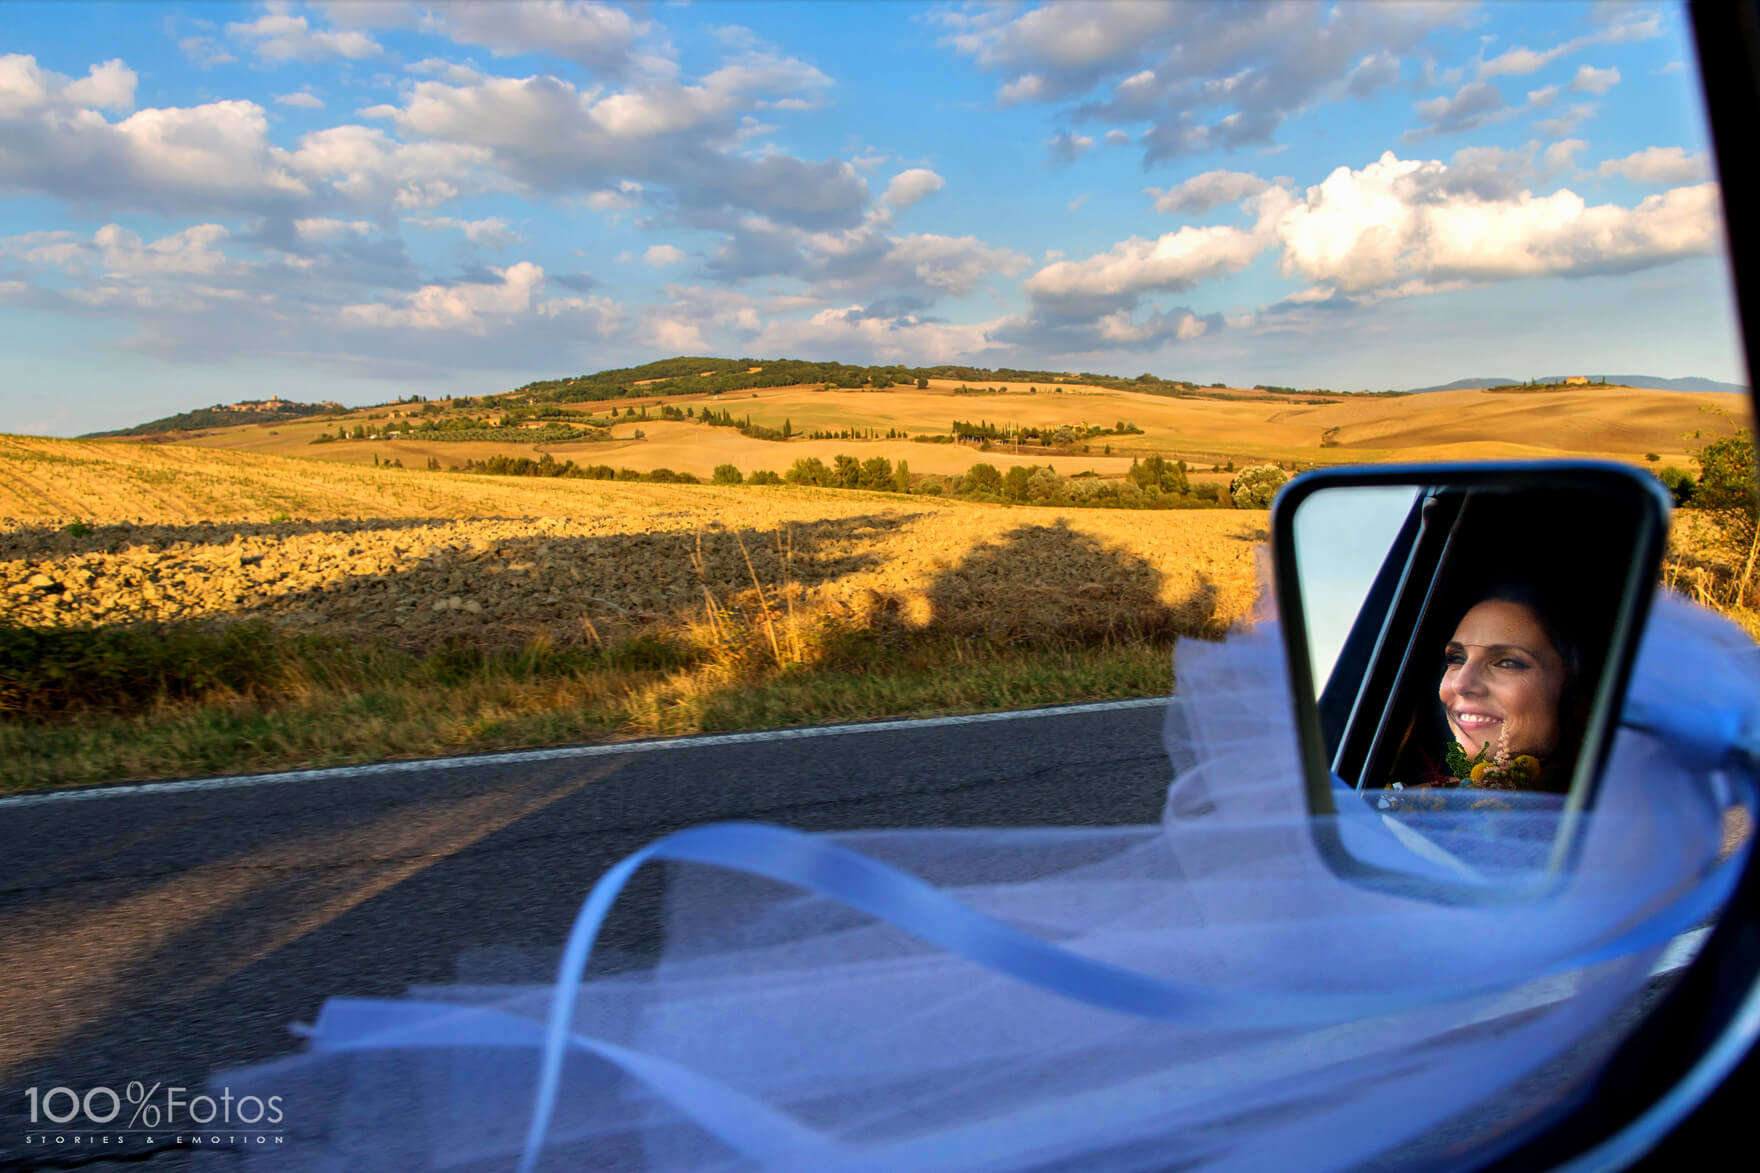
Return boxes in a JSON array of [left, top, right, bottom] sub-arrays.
[[1275, 465, 1670, 888]]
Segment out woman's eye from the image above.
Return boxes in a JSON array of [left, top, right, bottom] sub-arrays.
[[1495, 658, 1529, 670]]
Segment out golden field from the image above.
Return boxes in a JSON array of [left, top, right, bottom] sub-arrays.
[[0, 437, 1264, 650], [170, 379, 1745, 479], [0, 378, 1751, 789]]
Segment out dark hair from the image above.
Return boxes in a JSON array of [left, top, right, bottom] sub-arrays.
[[1455, 581, 1584, 693], [1439, 581, 1593, 788]]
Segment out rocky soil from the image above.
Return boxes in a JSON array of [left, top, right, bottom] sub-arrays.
[[1, 507, 1266, 650]]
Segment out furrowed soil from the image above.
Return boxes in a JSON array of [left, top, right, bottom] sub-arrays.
[[0, 436, 1258, 646], [0, 437, 1262, 789]]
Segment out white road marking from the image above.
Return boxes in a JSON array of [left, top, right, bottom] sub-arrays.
[[0, 696, 1170, 808]]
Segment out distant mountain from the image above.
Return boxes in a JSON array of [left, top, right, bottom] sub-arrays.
[[1406, 375, 1747, 394]]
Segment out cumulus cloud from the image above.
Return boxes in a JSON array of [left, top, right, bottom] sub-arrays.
[[407, 58, 486, 86], [226, 8, 382, 64], [1047, 132, 1094, 164], [365, 62, 861, 227], [331, 260, 622, 353], [1273, 151, 1721, 299], [0, 54, 136, 115], [938, 2, 1462, 162], [0, 58, 313, 216], [1543, 138, 1589, 173], [275, 91, 325, 110], [1598, 145, 1713, 184], [879, 168, 944, 209], [750, 302, 1009, 364], [286, 124, 496, 211], [418, 1, 666, 77], [409, 216, 522, 248], [1571, 64, 1621, 94], [643, 243, 686, 266], [585, 178, 644, 211], [1024, 223, 1269, 319], [1148, 169, 1272, 215], [1344, 50, 1402, 99]]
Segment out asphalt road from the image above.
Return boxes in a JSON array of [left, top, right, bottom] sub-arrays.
[[0, 700, 1175, 1170]]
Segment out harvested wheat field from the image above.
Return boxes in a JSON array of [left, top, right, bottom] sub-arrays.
[[0, 437, 1264, 650]]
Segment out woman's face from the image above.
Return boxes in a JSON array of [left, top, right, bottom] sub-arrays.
[[1439, 599, 1567, 759]]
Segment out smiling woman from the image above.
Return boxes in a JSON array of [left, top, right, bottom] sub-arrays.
[[1437, 584, 1582, 789]]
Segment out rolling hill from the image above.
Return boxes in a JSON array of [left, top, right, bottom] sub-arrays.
[[1406, 375, 1747, 394]]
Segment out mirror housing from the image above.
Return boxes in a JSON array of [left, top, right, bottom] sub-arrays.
[[1271, 462, 1673, 895]]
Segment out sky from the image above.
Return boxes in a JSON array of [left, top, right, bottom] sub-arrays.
[[0, 1, 1748, 435]]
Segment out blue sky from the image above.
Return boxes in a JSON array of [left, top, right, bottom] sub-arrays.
[[0, 1, 1745, 434]]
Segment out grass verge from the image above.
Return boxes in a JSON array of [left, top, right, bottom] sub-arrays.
[[0, 620, 1175, 793]]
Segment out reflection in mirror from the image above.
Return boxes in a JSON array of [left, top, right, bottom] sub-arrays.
[[1274, 465, 1671, 889]]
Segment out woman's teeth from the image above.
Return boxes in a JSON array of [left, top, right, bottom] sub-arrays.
[[1455, 713, 1501, 728]]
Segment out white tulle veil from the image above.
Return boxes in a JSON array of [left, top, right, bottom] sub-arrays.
[[200, 593, 1757, 1173]]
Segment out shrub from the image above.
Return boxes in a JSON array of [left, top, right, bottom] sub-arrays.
[[964, 462, 1004, 495], [1002, 465, 1034, 502], [711, 463, 744, 485], [0, 621, 293, 717], [1026, 467, 1066, 503], [1657, 465, 1696, 507], [1228, 464, 1288, 509], [747, 469, 784, 485]]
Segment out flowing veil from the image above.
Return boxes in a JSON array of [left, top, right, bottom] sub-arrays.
[[200, 593, 1756, 1173]]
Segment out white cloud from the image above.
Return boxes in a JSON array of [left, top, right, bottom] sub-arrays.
[[1570, 65, 1621, 94], [880, 168, 944, 209], [91, 223, 237, 277], [941, 2, 1462, 162], [1148, 169, 1271, 215], [1025, 223, 1269, 311], [226, 8, 382, 64], [0, 66, 314, 215], [1477, 8, 1662, 78], [1534, 102, 1598, 138], [586, 179, 644, 211], [1104, 129, 1130, 145], [644, 244, 687, 266], [292, 217, 372, 239], [338, 261, 616, 335], [1068, 194, 1089, 213], [406, 58, 486, 86], [409, 216, 522, 248], [0, 54, 135, 115], [286, 124, 495, 210], [419, 1, 664, 76], [751, 303, 1010, 364], [1597, 146, 1713, 184], [274, 91, 325, 110], [1542, 138, 1589, 172], [365, 64, 861, 226], [1274, 151, 1721, 298]]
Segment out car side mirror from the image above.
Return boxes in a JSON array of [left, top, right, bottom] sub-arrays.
[[1271, 461, 1673, 897]]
